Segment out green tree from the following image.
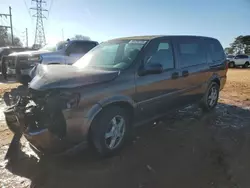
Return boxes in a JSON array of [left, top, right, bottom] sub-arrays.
[[242, 35, 250, 45], [71, 34, 90, 41], [242, 35, 250, 55], [0, 27, 22, 47], [224, 47, 234, 54], [230, 36, 245, 54], [226, 35, 250, 55]]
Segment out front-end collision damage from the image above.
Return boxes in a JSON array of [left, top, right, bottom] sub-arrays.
[[4, 89, 84, 160]]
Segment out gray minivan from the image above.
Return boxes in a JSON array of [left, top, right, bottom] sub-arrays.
[[4, 35, 227, 158]]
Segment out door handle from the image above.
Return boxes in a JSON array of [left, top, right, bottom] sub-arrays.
[[171, 72, 179, 79], [182, 70, 189, 77]]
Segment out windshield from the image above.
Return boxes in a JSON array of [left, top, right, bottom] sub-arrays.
[[0, 48, 5, 55], [73, 40, 147, 70], [39, 41, 68, 52]]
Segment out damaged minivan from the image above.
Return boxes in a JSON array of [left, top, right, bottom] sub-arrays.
[[4, 35, 227, 157]]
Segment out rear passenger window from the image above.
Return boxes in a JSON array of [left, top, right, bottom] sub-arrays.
[[176, 38, 206, 67], [179, 43, 198, 54], [146, 40, 174, 70]]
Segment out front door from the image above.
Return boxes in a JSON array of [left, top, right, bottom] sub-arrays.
[[134, 38, 184, 122]]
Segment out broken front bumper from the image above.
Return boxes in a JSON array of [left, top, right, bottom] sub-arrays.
[[4, 99, 88, 156]]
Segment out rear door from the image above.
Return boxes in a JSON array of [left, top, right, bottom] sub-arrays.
[[66, 41, 97, 64], [172, 37, 209, 106]]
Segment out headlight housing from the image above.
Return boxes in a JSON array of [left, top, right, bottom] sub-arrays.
[[66, 93, 80, 109]]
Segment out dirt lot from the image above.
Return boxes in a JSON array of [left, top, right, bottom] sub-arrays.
[[0, 69, 250, 188]]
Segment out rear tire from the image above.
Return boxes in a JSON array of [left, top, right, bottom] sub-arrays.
[[90, 106, 131, 156], [200, 82, 220, 112], [243, 62, 249, 68], [228, 61, 235, 68]]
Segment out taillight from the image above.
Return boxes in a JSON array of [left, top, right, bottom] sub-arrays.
[[225, 60, 229, 72]]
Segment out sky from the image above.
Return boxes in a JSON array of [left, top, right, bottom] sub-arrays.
[[0, 0, 249, 47]]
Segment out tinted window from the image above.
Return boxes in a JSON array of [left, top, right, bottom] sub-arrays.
[[176, 38, 206, 67], [1, 49, 10, 56], [227, 55, 235, 58], [80, 42, 97, 53], [145, 40, 174, 70], [236, 55, 248, 59], [207, 39, 225, 62], [68, 42, 97, 54]]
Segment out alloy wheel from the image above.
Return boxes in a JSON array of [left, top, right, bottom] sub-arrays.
[[104, 115, 126, 149], [207, 86, 218, 107]]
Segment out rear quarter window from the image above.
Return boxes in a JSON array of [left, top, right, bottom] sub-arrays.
[[207, 39, 225, 62], [175, 37, 206, 68]]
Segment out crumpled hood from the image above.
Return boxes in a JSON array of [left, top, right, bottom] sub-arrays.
[[8, 50, 55, 57], [29, 64, 120, 91]]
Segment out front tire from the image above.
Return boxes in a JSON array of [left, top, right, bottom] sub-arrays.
[[200, 82, 220, 112], [91, 106, 131, 156]]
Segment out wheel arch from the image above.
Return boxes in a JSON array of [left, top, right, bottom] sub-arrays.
[[208, 74, 221, 87], [86, 95, 136, 139]]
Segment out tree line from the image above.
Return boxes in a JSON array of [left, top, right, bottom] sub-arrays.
[[0, 27, 22, 47], [1, 27, 91, 48], [224, 35, 250, 55]]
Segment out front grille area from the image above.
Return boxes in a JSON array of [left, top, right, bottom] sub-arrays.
[[4, 56, 16, 69], [17, 56, 28, 66], [16, 56, 29, 74]]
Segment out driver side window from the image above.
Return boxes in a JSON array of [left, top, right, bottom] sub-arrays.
[[145, 40, 174, 70]]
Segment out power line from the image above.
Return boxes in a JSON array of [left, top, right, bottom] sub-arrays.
[[23, 0, 32, 20], [48, 0, 54, 18]]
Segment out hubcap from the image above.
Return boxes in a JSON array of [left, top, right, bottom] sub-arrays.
[[207, 86, 218, 107], [105, 115, 126, 149]]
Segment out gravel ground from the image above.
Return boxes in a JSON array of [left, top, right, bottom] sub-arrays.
[[0, 69, 250, 188]]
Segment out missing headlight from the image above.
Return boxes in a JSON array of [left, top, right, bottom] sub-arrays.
[[66, 93, 80, 109]]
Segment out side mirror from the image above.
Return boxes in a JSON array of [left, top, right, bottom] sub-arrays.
[[139, 63, 163, 76]]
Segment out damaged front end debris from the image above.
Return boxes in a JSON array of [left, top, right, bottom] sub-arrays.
[[4, 89, 82, 160]]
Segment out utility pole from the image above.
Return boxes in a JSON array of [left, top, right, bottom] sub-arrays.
[[30, 0, 48, 46], [25, 28, 28, 47], [9, 7, 14, 45], [0, 6, 14, 45]]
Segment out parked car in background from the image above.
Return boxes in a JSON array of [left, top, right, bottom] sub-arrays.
[[4, 39, 98, 84], [226, 54, 235, 61], [228, 54, 250, 68], [4, 35, 227, 157], [0, 46, 33, 74]]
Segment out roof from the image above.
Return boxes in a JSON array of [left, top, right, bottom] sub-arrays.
[[108, 35, 163, 42], [0, 46, 31, 49], [107, 35, 217, 42], [69, 40, 98, 43]]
